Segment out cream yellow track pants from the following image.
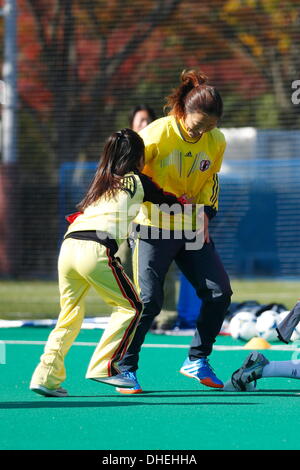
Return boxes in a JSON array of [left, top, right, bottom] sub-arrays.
[[30, 238, 143, 390]]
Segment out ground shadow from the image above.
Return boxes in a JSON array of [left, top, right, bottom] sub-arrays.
[[249, 388, 300, 393], [0, 401, 140, 409], [127, 389, 300, 398], [2, 387, 298, 409], [134, 392, 300, 398], [0, 400, 260, 409]]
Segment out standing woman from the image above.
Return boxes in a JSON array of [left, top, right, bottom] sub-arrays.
[[30, 128, 187, 397], [117, 70, 233, 393]]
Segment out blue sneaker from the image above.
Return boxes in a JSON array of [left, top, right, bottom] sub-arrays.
[[116, 371, 143, 394], [180, 357, 223, 389]]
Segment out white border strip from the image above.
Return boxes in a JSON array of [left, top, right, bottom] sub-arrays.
[[1, 340, 300, 351]]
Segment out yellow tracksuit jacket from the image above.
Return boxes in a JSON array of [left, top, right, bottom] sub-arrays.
[[135, 115, 226, 230]]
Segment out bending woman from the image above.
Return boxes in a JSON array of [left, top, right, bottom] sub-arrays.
[[117, 70, 233, 393]]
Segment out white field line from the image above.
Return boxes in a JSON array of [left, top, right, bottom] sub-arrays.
[[236, 292, 297, 299], [1, 339, 300, 352]]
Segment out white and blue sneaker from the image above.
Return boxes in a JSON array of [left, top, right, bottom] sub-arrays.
[[116, 371, 143, 394], [230, 351, 269, 391], [180, 357, 224, 388]]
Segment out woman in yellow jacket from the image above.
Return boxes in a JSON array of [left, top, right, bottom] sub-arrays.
[[30, 128, 187, 397], [117, 70, 233, 393]]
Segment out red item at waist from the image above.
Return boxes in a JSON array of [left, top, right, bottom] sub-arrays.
[[65, 211, 83, 224]]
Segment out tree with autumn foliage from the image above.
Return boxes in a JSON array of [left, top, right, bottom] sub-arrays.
[[209, 0, 300, 128], [18, 0, 300, 170], [18, 0, 183, 166], [2, 0, 300, 277]]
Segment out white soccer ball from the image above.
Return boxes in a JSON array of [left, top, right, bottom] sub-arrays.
[[279, 310, 290, 322], [256, 310, 280, 342], [229, 311, 258, 341], [291, 323, 300, 342]]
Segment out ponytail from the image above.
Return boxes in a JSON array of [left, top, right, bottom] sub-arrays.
[[164, 69, 223, 119], [77, 129, 144, 211]]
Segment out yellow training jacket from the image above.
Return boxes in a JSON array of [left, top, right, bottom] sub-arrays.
[[65, 171, 184, 246], [135, 115, 226, 230]]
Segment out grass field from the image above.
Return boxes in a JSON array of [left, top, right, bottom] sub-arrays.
[[0, 278, 299, 319], [0, 327, 299, 451]]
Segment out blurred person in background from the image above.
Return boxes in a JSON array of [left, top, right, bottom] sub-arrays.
[[129, 104, 157, 133]]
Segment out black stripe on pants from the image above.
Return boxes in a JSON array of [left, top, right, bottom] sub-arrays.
[[106, 248, 144, 374]]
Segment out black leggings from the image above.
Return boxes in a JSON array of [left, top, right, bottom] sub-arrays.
[[118, 229, 233, 372]]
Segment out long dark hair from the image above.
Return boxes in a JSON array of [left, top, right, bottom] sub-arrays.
[[164, 69, 223, 119], [77, 128, 144, 211], [128, 104, 157, 128]]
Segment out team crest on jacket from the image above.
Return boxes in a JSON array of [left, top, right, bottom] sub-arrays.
[[121, 176, 137, 198], [200, 159, 211, 172]]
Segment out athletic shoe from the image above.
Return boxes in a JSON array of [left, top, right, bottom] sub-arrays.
[[180, 357, 224, 388], [89, 372, 138, 388], [116, 371, 143, 394], [30, 384, 69, 397], [231, 351, 269, 391]]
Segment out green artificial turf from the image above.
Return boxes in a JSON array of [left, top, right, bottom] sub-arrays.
[[0, 327, 299, 450]]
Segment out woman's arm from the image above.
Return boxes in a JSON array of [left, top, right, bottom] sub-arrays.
[[138, 172, 188, 208]]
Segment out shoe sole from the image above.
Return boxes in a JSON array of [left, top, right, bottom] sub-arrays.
[[116, 388, 143, 394], [89, 377, 136, 388], [180, 370, 224, 389], [30, 385, 68, 397], [200, 378, 224, 389]]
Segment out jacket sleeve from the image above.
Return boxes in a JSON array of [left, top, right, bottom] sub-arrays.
[[195, 173, 219, 219], [138, 172, 187, 209], [194, 140, 226, 219]]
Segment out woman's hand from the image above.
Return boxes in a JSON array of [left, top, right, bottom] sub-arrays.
[[179, 193, 194, 204], [179, 198, 210, 244]]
